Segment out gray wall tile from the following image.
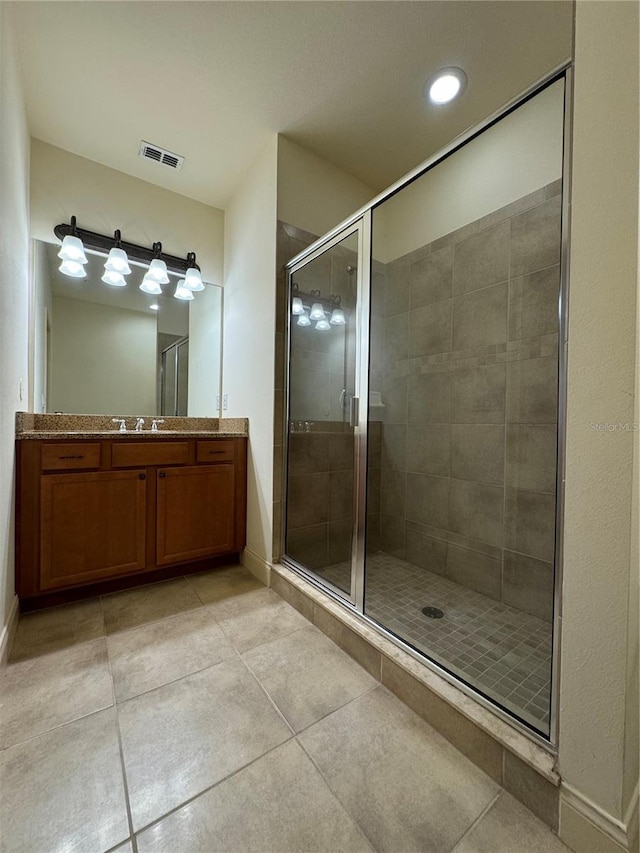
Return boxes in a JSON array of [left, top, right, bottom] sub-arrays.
[[507, 357, 558, 424], [286, 523, 328, 570], [510, 196, 562, 278], [328, 519, 353, 565], [405, 530, 447, 575], [329, 471, 353, 521], [508, 266, 560, 341], [384, 261, 410, 317], [409, 299, 452, 358], [406, 473, 449, 530], [410, 245, 453, 309], [453, 220, 510, 295], [383, 312, 409, 363], [448, 480, 504, 546], [450, 424, 505, 485], [504, 489, 556, 562], [453, 282, 508, 350], [287, 473, 330, 529], [406, 424, 450, 477], [506, 425, 557, 494], [289, 434, 330, 475], [380, 468, 406, 518], [408, 372, 451, 424], [380, 514, 406, 558], [446, 544, 502, 600], [451, 364, 506, 424], [503, 550, 554, 622], [382, 375, 408, 423], [381, 424, 407, 470]]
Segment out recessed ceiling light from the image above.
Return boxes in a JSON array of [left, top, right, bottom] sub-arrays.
[[149, 303, 160, 311], [426, 67, 467, 105]]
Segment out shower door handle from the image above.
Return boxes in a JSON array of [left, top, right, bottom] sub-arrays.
[[349, 396, 359, 428]]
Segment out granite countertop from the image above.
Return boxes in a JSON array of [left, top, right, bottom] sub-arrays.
[[15, 412, 249, 440]]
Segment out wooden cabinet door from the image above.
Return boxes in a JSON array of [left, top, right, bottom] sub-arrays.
[[156, 464, 235, 565], [40, 470, 147, 590]]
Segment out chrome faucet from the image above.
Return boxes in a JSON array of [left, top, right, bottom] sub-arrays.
[[134, 417, 145, 432], [151, 419, 165, 432], [112, 418, 127, 433]]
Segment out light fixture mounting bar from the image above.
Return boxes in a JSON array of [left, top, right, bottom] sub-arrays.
[[54, 220, 200, 275]]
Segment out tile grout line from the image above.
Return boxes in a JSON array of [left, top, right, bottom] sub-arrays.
[[448, 789, 503, 853]]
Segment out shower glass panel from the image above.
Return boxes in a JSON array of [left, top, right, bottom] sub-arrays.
[[365, 78, 565, 737], [284, 227, 361, 600]]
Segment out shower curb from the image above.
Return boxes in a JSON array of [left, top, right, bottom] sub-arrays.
[[270, 561, 561, 832]]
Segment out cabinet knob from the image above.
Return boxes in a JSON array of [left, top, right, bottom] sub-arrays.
[[159, 471, 166, 478], [138, 473, 146, 480]]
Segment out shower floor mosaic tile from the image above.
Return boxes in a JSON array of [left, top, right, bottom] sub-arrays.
[[319, 552, 552, 733]]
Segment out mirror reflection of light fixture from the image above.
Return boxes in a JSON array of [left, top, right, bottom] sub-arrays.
[[330, 307, 346, 325], [184, 253, 204, 291], [104, 231, 132, 275], [102, 269, 127, 287], [174, 279, 195, 301], [297, 310, 311, 327], [316, 318, 330, 331], [310, 303, 325, 321], [59, 259, 86, 278], [139, 273, 163, 295], [291, 297, 304, 315], [149, 303, 160, 311]]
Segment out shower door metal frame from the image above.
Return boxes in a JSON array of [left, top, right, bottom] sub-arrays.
[[282, 60, 572, 750], [282, 219, 369, 607]]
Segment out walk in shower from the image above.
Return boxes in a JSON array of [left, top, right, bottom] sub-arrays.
[[282, 70, 569, 742]]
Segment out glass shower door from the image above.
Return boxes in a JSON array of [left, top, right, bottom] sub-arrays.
[[283, 224, 363, 601]]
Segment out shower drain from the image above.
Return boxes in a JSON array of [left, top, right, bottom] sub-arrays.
[[421, 606, 444, 619]]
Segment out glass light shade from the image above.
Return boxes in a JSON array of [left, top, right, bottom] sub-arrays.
[[146, 258, 170, 284], [184, 266, 204, 291], [59, 258, 86, 278], [297, 311, 311, 327], [101, 269, 127, 287], [315, 318, 331, 331], [104, 247, 132, 275], [140, 275, 163, 295], [291, 297, 304, 315], [58, 234, 87, 263], [330, 307, 346, 325], [310, 302, 325, 320], [149, 303, 160, 311], [174, 279, 194, 301]]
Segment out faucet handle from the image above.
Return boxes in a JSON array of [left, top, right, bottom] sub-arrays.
[[134, 417, 145, 432], [151, 419, 165, 432], [112, 418, 127, 433]]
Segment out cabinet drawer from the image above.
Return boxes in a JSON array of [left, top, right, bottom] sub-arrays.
[[41, 443, 101, 472], [112, 442, 189, 468], [196, 440, 236, 463]]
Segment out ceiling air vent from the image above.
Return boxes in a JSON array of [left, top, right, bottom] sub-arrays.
[[139, 140, 185, 171]]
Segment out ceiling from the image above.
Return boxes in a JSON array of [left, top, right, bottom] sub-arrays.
[[13, 1, 573, 210]]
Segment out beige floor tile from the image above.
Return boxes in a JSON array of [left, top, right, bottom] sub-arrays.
[[9, 598, 104, 661], [0, 707, 129, 853], [299, 686, 499, 853], [118, 657, 292, 830], [208, 587, 309, 653], [453, 791, 570, 852], [0, 638, 113, 749], [243, 625, 376, 732], [102, 577, 201, 634], [111, 843, 133, 853], [136, 739, 373, 853], [186, 564, 263, 604], [108, 607, 237, 702]]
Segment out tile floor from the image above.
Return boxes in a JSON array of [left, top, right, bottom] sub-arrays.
[[0, 564, 567, 853], [310, 551, 551, 734]]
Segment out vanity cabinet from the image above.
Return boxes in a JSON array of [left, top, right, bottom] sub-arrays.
[[16, 436, 247, 607]]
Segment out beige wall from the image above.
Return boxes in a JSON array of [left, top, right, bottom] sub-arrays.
[[223, 138, 278, 566], [375, 80, 565, 263], [30, 140, 225, 286], [50, 297, 157, 416], [188, 284, 222, 417], [0, 5, 30, 647], [559, 2, 639, 850], [277, 135, 375, 240]]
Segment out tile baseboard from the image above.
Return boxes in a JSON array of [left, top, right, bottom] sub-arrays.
[[559, 782, 639, 853], [0, 595, 19, 666], [242, 547, 271, 586]]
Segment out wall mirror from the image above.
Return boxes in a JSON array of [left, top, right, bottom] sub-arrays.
[[31, 240, 223, 417]]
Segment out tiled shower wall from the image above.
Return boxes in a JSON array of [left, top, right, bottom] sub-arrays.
[[372, 182, 562, 622]]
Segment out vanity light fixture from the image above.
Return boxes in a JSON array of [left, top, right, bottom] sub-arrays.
[[184, 253, 204, 291], [310, 302, 325, 321], [174, 279, 195, 301], [316, 318, 331, 331], [104, 230, 132, 276], [291, 297, 304, 315], [426, 67, 467, 105], [297, 310, 311, 327], [330, 306, 346, 325], [53, 217, 204, 297]]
